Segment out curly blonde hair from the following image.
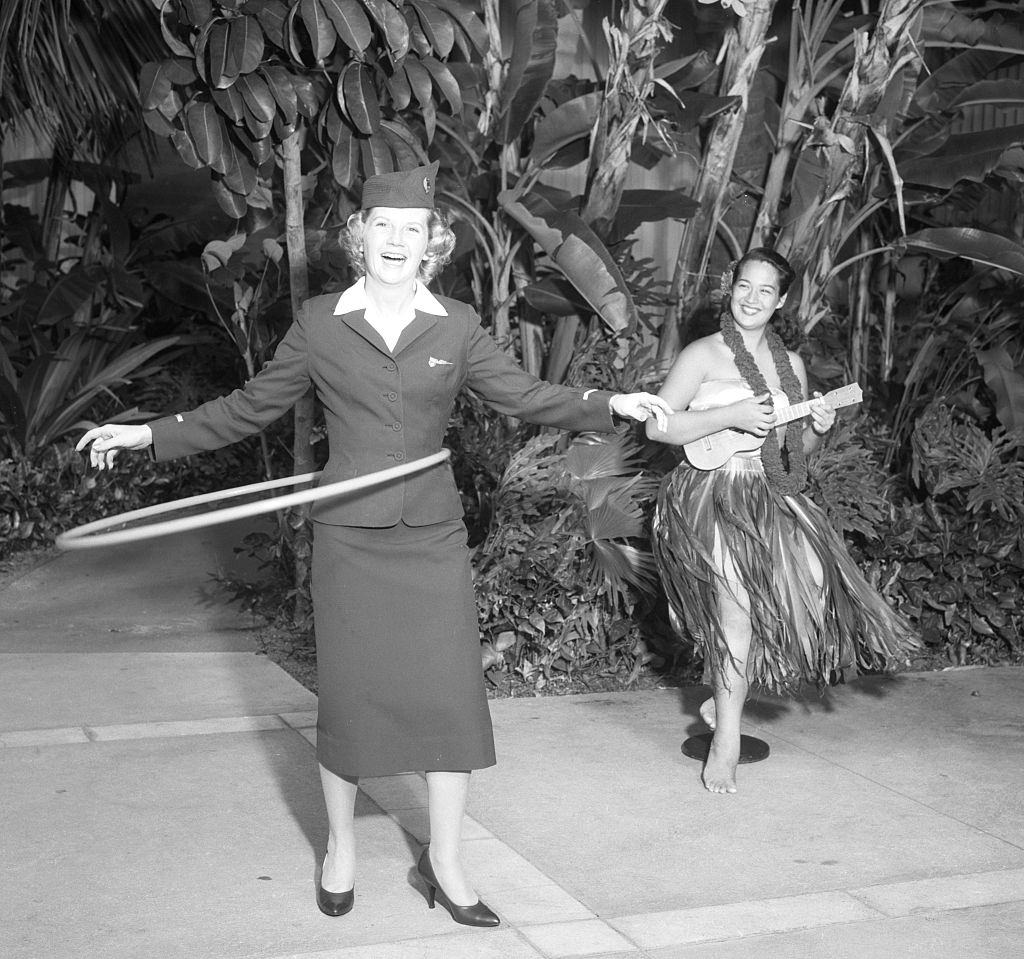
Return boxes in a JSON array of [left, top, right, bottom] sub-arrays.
[[340, 207, 457, 284]]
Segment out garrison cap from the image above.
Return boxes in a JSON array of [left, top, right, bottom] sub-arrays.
[[360, 161, 439, 210]]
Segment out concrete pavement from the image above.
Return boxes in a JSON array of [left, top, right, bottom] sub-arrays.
[[2, 520, 1023, 958]]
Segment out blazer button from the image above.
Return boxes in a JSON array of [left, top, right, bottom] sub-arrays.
[[394, 451, 405, 462], [384, 361, 396, 372], [392, 422, 402, 431], [386, 391, 398, 401]]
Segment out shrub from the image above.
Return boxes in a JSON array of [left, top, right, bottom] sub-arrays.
[[473, 430, 674, 690], [808, 404, 1024, 668], [0, 437, 262, 559]]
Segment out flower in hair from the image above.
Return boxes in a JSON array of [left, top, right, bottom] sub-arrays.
[[718, 260, 737, 299]]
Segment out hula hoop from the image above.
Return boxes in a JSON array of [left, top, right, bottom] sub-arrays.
[[55, 449, 451, 550]]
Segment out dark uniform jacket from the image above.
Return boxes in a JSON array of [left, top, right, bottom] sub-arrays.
[[149, 285, 618, 527]]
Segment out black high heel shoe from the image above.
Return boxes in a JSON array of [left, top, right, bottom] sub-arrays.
[[416, 847, 499, 927], [316, 882, 354, 917]]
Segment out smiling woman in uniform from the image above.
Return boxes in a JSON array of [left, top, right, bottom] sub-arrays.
[[76, 162, 671, 928]]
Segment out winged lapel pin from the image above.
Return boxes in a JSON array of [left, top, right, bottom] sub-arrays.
[[428, 356, 453, 367]]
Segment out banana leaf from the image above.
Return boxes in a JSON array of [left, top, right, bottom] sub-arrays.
[[903, 228, 1024, 276], [497, 0, 558, 145], [498, 189, 638, 332], [899, 124, 1024, 189]]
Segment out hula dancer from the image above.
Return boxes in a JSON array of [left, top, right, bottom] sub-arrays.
[[648, 247, 918, 794]]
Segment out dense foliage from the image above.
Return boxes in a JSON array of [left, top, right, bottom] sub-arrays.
[[3, 0, 1024, 688]]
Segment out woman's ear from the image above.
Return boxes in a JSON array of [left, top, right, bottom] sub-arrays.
[[777, 293, 788, 310]]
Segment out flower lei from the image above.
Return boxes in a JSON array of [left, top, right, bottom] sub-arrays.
[[718, 306, 808, 496]]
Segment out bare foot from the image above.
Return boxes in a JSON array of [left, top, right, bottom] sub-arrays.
[[701, 734, 739, 794], [699, 697, 717, 730]]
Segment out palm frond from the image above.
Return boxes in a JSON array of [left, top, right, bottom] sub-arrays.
[[1, 0, 165, 160]]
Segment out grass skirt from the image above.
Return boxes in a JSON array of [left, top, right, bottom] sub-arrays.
[[652, 456, 918, 693]]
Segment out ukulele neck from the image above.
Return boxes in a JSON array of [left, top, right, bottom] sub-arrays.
[[773, 397, 814, 426]]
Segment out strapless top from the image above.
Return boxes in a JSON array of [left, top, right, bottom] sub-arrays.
[[688, 377, 792, 413]]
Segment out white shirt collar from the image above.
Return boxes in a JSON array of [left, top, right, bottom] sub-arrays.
[[333, 276, 448, 317]]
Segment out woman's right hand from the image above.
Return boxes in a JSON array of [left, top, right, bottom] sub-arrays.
[[729, 393, 776, 437], [75, 424, 153, 471]]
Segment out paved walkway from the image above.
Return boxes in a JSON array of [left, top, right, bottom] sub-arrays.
[[2, 521, 1022, 958]]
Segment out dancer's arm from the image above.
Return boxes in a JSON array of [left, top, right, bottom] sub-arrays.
[[645, 340, 775, 446]]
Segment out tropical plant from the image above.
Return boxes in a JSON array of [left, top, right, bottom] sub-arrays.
[[0, 0, 170, 269], [659, 0, 1024, 376], [473, 428, 668, 689], [0, 199, 187, 457], [887, 270, 1024, 456], [883, 401, 1024, 666], [429, 0, 705, 381], [0, 424, 255, 555]]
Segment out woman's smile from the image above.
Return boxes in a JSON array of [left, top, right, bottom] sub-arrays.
[[729, 260, 787, 328], [363, 207, 430, 286]]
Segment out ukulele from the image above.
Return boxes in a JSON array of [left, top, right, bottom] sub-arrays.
[[683, 383, 863, 471]]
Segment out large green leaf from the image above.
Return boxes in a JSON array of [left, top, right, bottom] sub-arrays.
[[530, 92, 600, 165], [139, 61, 173, 111], [212, 84, 247, 123], [320, 0, 373, 52], [363, 0, 411, 61], [361, 132, 394, 176], [219, 136, 258, 195], [171, 127, 205, 169], [332, 124, 359, 185], [431, 0, 488, 55], [911, 49, 1009, 117], [386, 67, 413, 110], [380, 118, 429, 167], [339, 61, 381, 134], [229, 15, 266, 74], [248, 0, 289, 49], [212, 178, 248, 218], [300, 0, 337, 62], [207, 19, 236, 88], [920, 3, 1024, 50], [612, 190, 699, 239], [411, 1, 455, 57], [34, 265, 104, 327], [185, 100, 227, 166], [950, 79, 1024, 112], [421, 56, 461, 113], [160, 0, 195, 57], [521, 277, 585, 316], [900, 125, 1024, 188], [498, 190, 637, 332], [977, 348, 1024, 431], [262, 65, 299, 125], [903, 228, 1024, 276], [404, 58, 433, 107], [238, 72, 277, 122], [182, 0, 214, 24], [498, 0, 558, 145]]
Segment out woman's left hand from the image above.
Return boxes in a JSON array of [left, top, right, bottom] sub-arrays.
[[609, 392, 673, 432], [809, 392, 836, 435]]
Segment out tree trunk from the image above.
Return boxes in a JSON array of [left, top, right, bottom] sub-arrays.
[[282, 130, 315, 625], [581, 0, 673, 239], [659, 0, 776, 362]]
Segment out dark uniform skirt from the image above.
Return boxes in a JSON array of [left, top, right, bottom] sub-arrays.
[[311, 518, 496, 778]]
